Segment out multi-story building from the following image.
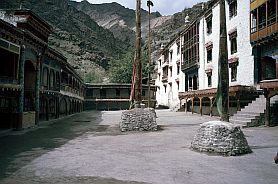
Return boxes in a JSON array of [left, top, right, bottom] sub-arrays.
[[250, 0, 278, 126], [0, 9, 84, 130], [155, 37, 182, 109], [180, 0, 256, 116]]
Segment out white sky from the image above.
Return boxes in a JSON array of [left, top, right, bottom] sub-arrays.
[[73, 0, 208, 16]]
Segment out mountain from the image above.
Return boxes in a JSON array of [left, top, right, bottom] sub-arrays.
[[0, 0, 131, 82], [151, 2, 205, 59], [69, 0, 163, 46], [70, 0, 205, 61]]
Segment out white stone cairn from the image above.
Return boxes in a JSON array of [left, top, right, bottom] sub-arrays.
[[191, 121, 252, 156], [120, 108, 157, 132]]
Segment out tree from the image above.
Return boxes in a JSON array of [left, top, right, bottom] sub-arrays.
[[108, 49, 148, 83]]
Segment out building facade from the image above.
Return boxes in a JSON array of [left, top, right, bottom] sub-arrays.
[[0, 10, 84, 130], [85, 83, 156, 110], [155, 0, 262, 115], [250, 0, 278, 126]]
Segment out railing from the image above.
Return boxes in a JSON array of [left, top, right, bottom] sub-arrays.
[[181, 58, 199, 71], [251, 22, 278, 42], [0, 77, 18, 84]]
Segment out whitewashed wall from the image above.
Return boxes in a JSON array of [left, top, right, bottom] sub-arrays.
[[199, 1, 254, 90]]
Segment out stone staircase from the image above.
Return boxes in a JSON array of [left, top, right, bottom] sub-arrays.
[[230, 95, 278, 127]]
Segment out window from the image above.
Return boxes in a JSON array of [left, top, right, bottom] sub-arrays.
[[177, 81, 180, 90], [116, 89, 120, 96], [142, 90, 146, 96], [231, 65, 237, 82], [208, 75, 212, 87], [169, 67, 172, 77], [159, 60, 161, 67], [207, 49, 212, 63], [177, 65, 180, 75], [258, 4, 266, 29], [206, 16, 212, 34], [170, 51, 173, 62], [229, 31, 237, 54], [177, 45, 180, 55], [251, 10, 257, 33], [100, 89, 106, 98], [267, 0, 276, 25], [164, 85, 167, 93], [229, 0, 237, 18]]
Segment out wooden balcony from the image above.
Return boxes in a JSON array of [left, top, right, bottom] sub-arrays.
[[250, 0, 267, 11], [181, 58, 199, 72], [251, 22, 278, 43]]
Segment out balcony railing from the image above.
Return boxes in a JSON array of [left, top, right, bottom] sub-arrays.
[[251, 22, 278, 43], [181, 57, 199, 71], [0, 77, 18, 84]]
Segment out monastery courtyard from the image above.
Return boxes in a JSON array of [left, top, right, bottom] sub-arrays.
[[0, 110, 277, 184]]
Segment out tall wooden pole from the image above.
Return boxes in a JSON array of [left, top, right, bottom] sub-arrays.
[[147, 0, 153, 108], [216, 0, 229, 121], [134, 0, 142, 108]]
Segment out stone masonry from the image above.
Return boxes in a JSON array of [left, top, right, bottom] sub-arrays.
[[191, 121, 252, 156], [120, 108, 157, 132]]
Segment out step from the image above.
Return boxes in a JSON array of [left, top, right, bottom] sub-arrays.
[[230, 115, 260, 121]]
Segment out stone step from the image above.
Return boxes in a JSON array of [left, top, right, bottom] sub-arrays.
[[230, 115, 259, 121]]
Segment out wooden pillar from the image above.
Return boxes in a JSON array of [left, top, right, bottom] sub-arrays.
[[46, 98, 49, 121], [56, 96, 60, 119], [185, 98, 188, 113], [35, 53, 41, 125], [237, 95, 240, 111], [191, 97, 194, 114], [264, 89, 270, 127], [134, 0, 142, 107], [199, 97, 203, 116], [17, 45, 25, 129], [209, 97, 213, 116]]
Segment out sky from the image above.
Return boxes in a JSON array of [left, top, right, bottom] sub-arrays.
[[74, 0, 208, 16]]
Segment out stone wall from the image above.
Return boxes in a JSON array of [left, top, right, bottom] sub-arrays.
[[191, 121, 252, 156], [120, 108, 157, 132]]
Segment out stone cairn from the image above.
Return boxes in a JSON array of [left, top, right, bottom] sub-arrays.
[[191, 121, 252, 156], [120, 108, 157, 132]]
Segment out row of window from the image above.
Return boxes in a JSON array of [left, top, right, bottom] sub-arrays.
[[206, 0, 237, 35], [206, 32, 237, 63]]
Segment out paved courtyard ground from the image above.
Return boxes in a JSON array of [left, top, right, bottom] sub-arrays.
[[0, 110, 277, 184]]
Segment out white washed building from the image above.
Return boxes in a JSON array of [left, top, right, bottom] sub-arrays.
[[155, 38, 183, 109], [155, 0, 257, 113]]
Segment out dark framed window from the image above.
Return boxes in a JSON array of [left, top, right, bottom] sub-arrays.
[[208, 74, 212, 87], [207, 49, 212, 63], [177, 65, 180, 75], [206, 16, 212, 34], [169, 67, 172, 77], [231, 66, 237, 82], [116, 89, 120, 96], [229, 0, 237, 18], [229, 31, 237, 54]]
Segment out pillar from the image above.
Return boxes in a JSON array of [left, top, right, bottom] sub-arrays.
[[209, 97, 213, 116], [17, 45, 25, 129], [199, 97, 203, 116], [265, 92, 270, 127], [191, 97, 194, 114], [35, 53, 41, 124]]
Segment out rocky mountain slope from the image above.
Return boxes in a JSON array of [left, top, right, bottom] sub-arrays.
[[0, 0, 131, 82], [69, 0, 164, 46], [0, 0, 207, 83]]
